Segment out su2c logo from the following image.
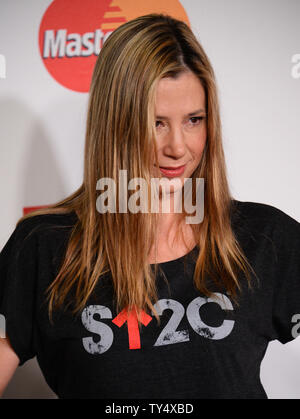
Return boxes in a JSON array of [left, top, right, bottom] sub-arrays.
[[81, 293, 235, 355]]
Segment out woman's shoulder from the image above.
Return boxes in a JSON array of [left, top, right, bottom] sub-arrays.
[[17, 210, 77, 233], [230, 199, 300, 240], [0, 212, 78, 279], [231, 199, 298, 223], [5, 211, 78, 253]]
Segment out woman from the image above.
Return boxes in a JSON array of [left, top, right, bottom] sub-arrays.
[[0, 13, 299, 399]]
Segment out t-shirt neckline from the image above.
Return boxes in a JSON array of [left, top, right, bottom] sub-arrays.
[[149, 244, 198, 266]]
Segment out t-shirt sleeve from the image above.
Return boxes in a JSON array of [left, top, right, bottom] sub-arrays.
[[271, 208, 300, 344], [0, 219, 39, 365]]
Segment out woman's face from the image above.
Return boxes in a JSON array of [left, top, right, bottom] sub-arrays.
[[152, 70, 207, 193]]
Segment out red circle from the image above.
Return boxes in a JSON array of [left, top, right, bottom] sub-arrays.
[[39, 0, 189, 93], [39, 0, 126, 92]]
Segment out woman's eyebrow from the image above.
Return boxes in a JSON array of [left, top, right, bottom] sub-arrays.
[[155, 108, 206, 119]]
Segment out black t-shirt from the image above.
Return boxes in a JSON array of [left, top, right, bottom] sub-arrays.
[[0, 200, 299, 399]]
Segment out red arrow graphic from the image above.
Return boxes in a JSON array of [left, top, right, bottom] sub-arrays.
[[112, 306, 152, 350]]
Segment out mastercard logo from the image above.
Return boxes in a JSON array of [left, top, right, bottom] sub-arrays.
[[38, 0, 190, 93]]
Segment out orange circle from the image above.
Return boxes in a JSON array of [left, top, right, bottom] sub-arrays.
[[39, 0, 190, 93]]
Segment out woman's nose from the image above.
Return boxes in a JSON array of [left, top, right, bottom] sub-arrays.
[[162, 126, 186, 158]]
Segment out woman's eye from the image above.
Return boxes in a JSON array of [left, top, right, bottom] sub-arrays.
[[189, 116, 205, 125], [155, 116, 205, 129]]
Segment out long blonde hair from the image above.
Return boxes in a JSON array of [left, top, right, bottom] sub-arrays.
[[18, 13, 254, 324]]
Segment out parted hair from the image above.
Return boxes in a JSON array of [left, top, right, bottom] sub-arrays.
[[18, 13, 254, 324]]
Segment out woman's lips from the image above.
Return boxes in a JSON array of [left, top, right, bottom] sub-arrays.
[[158, 165, 186, 177]]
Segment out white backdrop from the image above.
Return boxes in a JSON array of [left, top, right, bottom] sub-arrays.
[[0, 0, 299, 399]]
